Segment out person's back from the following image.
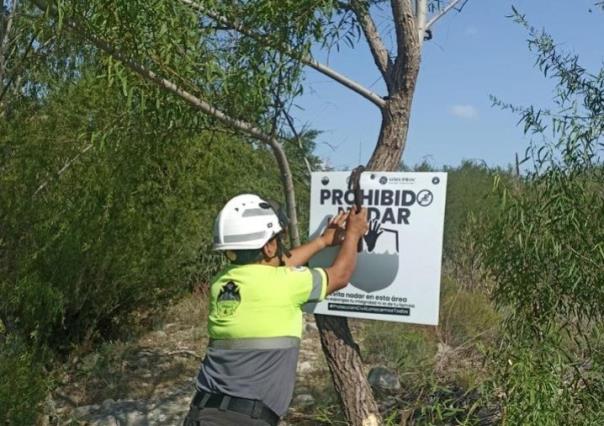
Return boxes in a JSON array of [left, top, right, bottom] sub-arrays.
[[184, 194, 367, 425], [197, 264, 327, 417]]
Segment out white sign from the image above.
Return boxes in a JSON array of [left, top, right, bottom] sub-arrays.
[[304, 172, 447, 325]]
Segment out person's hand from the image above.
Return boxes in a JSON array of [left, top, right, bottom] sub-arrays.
[[363, 220, 383, 252], [320, 211, 348, 247], [346, 207, 369, 239]]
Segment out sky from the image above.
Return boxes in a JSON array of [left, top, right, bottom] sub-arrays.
[[293, 0, 604, 170]]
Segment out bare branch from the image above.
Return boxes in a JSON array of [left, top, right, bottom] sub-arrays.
[[181, 0, 385, 109], [425, 0, 468, 31], [415, 0, 428, 47], [283, 112, 313, 176], [350, 0, 392, 86]]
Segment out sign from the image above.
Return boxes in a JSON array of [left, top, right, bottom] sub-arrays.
[[304, 172, 447, 325]]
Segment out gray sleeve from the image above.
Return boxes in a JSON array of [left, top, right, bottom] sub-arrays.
[[307, 268, 326, 302]]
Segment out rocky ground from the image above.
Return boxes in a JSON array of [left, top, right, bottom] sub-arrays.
[[47, 294, 397, 425]]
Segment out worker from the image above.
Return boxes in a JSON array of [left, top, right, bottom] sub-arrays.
[[183, 193, 368, 425]]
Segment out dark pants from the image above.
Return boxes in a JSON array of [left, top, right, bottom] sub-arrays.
[[183, 406, 273, 425]]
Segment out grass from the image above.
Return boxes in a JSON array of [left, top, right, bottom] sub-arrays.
[[52, 291, 209, 413], [358, 276, 500, 424]]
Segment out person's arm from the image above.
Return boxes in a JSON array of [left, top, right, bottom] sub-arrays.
[[285, 211, 348, 266], [324, 207, 368, 295]]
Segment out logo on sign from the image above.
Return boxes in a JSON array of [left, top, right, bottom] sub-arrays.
[[321, 176, 330, 185], [417, 190, 434, 207]]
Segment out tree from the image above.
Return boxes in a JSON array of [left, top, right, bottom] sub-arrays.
[[482, 8, 604, 423], [29, 1, 470, 423]]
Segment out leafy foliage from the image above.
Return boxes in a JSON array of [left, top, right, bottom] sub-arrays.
[[0, 336, 50, 426], [481, 10, 604, 424], [0, 5, 317, 353]]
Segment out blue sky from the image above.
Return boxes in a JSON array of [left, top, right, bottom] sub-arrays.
[[294, 0, 604, 170]]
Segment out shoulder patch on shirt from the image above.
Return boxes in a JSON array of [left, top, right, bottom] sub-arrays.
[[288, 266, 307, 272], [217, 281, 241, 317]]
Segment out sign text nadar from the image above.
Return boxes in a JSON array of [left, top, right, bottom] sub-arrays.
[[319, 188, 416, 224]]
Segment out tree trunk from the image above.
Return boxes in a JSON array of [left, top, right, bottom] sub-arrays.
[[314, 37, 420, 425], [368, 91, 416, 171], [315, 315, 380, 426]]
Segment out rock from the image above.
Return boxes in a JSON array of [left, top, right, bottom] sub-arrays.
[[140, 370, 153, 379], [292, 394, 315, 408], [80, 353, 101, 371], [125, 410, 147, 426], [296, 361, 313, 374], [304, 321, 318, 333], [101, 399, 116, 411], [153, 331, 167, 339], [73, 404, 100, 418], [91, 415, 119, 426], [367, 367, 401, 392], [137, 356, 150, 368], [298, 349, 317, 360]]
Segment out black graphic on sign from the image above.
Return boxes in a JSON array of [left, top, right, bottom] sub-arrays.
[[217, 281, 241, 317], [379, 176, 388, 185], [432, 176, 440, 185], [321, 176, 330, 185], [363, 220, 400, 253], [417, 190, 433, 207], [311, 215, 399, 293], [364, 220, 383, 252]]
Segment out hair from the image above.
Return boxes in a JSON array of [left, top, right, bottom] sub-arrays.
[[228, 249, 265, 265]]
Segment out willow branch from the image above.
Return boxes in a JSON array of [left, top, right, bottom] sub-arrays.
[[181, 0, 385, 109], [425, 0, 468, 31], [32, 0, 302, 245], [350, 0, 392, 86], [33, 143, 94, 196]]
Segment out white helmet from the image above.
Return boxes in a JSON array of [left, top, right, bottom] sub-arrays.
[[213, 194, 284, 251]]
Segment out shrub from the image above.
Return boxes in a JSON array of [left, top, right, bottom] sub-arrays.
[[0, 337, 50, 426], [481, 10, 604, 423]]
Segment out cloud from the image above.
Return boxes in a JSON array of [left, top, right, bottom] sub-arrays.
[[449, 104, 478, 119]]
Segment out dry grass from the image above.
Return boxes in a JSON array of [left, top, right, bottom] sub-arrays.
[[53, 291, 209, 409]]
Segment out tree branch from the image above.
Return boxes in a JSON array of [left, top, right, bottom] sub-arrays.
[[425, 0, 468, 31], [415, 0, 428, 47], [283, 111, 314, 177], [391, 0, 417, 59], [32, 0, 302, 245], [180, 0, 385, 109], [350, 0, 392, 87]]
